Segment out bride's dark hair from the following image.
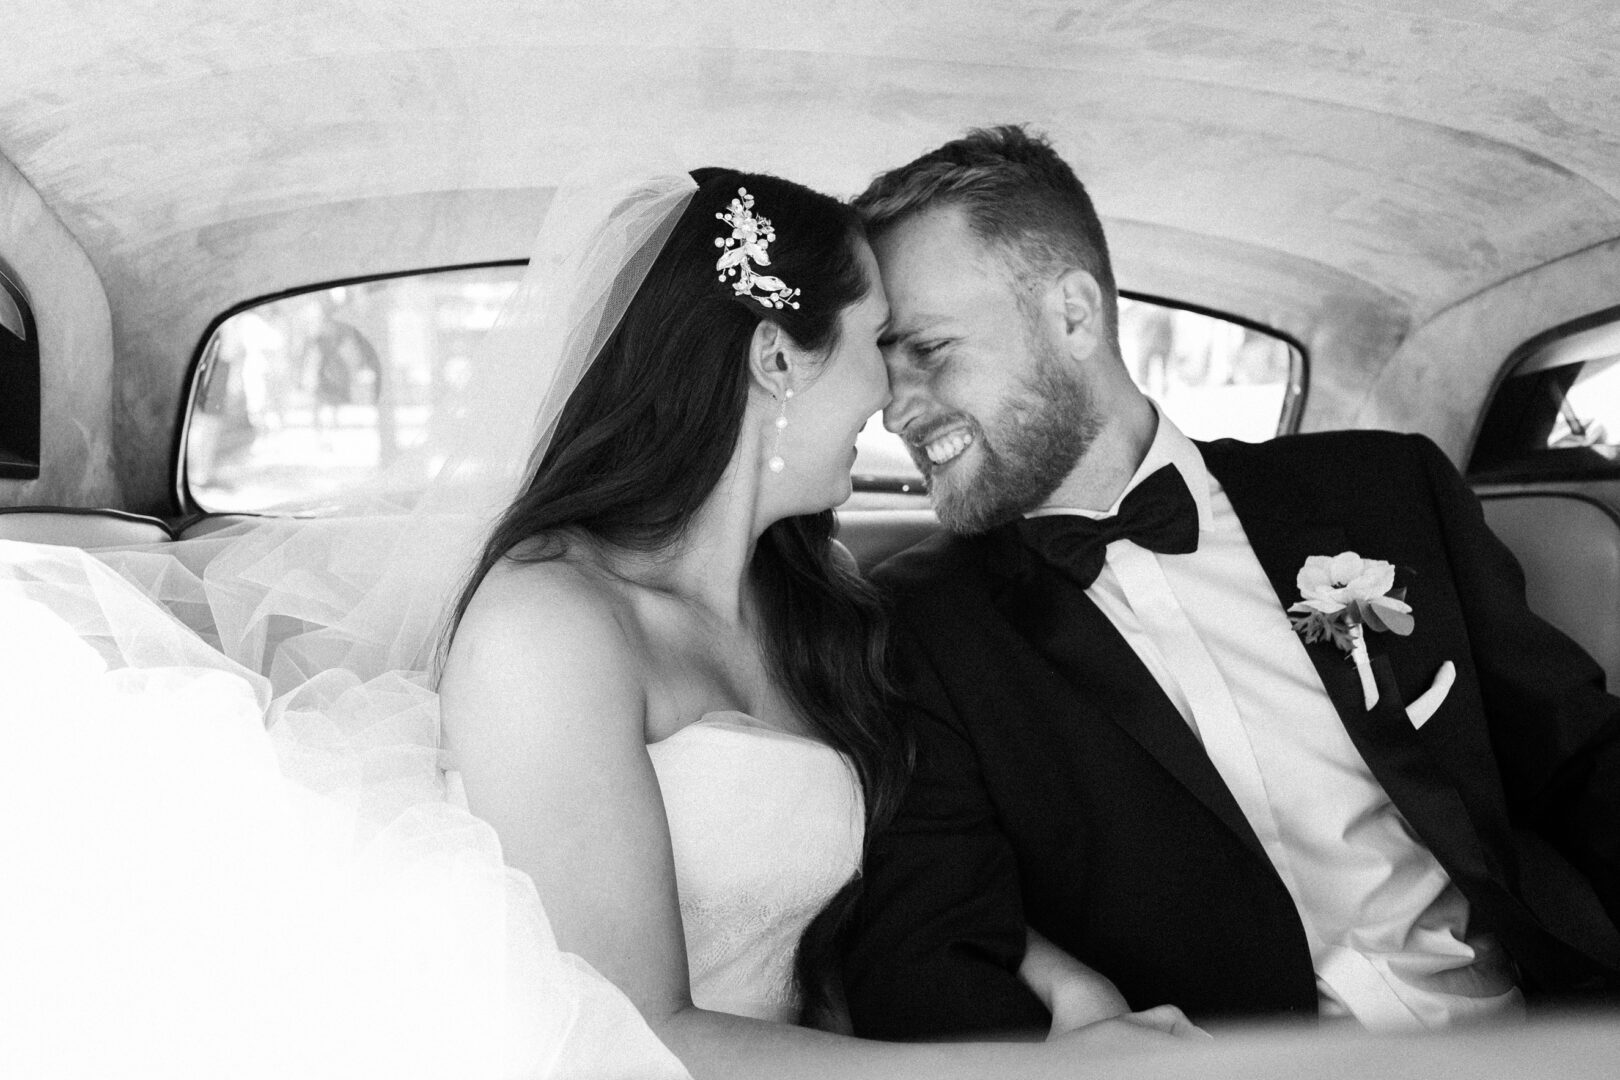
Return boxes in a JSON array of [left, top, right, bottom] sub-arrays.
[[445, 168, 906, 1026]]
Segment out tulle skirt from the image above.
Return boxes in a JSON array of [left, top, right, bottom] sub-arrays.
[[0, 538, 689, 1080]]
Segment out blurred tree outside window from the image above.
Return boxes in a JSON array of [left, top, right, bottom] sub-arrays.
[[186, 266, 523, 512]]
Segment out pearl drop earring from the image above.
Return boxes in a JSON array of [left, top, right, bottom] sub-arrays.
[[769, 388, 793, 473]]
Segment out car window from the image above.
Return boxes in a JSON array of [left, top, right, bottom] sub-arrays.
[[1469, 307, 1620, 482], [189, 280, 1302, 512], [851, 296, 1304, 498], [0, 254, 40, 480], [184, 265, 524, 512]]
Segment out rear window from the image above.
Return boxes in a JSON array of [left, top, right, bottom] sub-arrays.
[[184, 265, 524, 512], [851, 296, 1304, 499], [188, 279, 1302, 512], [1469, 307, 1620, 482]]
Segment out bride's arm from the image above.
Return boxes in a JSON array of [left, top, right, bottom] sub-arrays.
[[441, 563, 1190, 1080]]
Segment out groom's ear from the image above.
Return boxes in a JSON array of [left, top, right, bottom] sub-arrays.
[[1053, 268, 1106, 359], [746, 318, 795, 398]]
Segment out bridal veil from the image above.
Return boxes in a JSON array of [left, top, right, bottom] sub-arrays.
[[1, 173, 699, 1079]]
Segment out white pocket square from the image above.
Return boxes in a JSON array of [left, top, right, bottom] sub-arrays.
[[1405, 660, 1455, 729]]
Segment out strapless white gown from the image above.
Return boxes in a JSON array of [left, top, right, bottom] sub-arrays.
[[648, 713, 864, 1023], [0, 540, 859, 1077]]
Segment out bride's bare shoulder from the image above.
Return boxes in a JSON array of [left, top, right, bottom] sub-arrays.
[[442, 546, 646, 709], [441, 548, 652, 781], [458, 546, 633, 643]]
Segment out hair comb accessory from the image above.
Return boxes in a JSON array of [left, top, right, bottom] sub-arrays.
[[715, 188, 802, 309]]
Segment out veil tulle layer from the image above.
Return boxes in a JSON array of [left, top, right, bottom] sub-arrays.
[[0, 172, 700, 1079], [0, 547, 690, 1079], [163, 172, 699, 691]]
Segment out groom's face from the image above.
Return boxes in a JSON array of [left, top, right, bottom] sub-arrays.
[[873, 205, 1096, 534]]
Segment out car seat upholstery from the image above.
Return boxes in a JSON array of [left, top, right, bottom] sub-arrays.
[[836, 509, 941, 571], [0, 506, 172, 546], [174, 512, 267, 540], [1479, 491, 1620, 693]]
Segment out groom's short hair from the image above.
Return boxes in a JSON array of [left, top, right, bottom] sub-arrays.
[[854, 125, 1118, 338]]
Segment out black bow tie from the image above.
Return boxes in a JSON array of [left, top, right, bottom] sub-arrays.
[[1016, 465, 1200, 589]]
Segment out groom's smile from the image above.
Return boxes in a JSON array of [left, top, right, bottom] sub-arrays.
[[909, 419, 979, 474]]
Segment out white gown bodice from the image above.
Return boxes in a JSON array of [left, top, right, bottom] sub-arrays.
[[647, 712, 864, 1023]]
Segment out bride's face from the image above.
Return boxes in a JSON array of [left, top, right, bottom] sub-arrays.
[[774, 239, 891, 512]]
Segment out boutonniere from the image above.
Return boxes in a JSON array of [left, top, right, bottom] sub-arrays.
[[1288, 552, 1413, 709]]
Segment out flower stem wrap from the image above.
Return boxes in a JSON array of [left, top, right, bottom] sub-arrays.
[[1349, 623, 1378, 709]]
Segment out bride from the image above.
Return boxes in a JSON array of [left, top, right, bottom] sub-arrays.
[[437, 168, 1198, 1075], [1, 168, 1194, 1079]]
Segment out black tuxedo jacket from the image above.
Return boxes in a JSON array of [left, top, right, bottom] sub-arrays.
[[842, 430, 1620, 1037]]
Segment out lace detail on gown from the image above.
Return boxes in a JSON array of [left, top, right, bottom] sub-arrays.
[[647, 713, 864, 1023]]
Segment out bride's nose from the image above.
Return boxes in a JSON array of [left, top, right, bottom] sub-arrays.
[[871, 375, 893, 415]]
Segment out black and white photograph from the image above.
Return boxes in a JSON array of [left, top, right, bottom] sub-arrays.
[[2, 3, 1617, 1077]]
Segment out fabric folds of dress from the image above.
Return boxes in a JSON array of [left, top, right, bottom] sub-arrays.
[[0, 538, 690, 1080], [0, 171, 710, 1079]]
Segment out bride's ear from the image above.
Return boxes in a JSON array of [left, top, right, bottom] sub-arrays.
[[746, 318, 796, 401]]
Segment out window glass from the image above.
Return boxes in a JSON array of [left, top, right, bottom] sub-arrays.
[[1547, 356, 1619, 452], [186, 266, 524, 512], [1469, 310, 1620, 481], [0, 255, 40, 480], [192, 281, 1301, 512], [851, 297, 1302, 498]]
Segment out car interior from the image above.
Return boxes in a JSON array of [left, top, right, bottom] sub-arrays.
[[3, 2, 1616, 692], [3, 1, 1619, 1070]]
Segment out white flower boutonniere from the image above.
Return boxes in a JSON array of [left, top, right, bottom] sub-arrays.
[[1288, 552, 1413, 709]]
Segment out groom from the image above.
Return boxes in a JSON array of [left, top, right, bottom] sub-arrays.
[[841, 126, 1620, 1035]]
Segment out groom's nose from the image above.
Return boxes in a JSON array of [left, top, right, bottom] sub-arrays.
[[882, 385, 916, 435], [882, 362, 924, 435]]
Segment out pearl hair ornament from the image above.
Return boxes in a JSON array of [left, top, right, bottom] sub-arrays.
[[715, 188, 802, 309]]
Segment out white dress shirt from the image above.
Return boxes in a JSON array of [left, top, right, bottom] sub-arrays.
[[1028, 409, 1522, 1029]]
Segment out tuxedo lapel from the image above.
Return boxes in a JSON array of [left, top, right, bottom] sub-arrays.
[[1201, 452, 1364, 725], [982, 526, 1270, 865], [1202, 442, 1493, 882]]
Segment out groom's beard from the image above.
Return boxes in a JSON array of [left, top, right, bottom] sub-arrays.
[[929, 348, 1099, 536]]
